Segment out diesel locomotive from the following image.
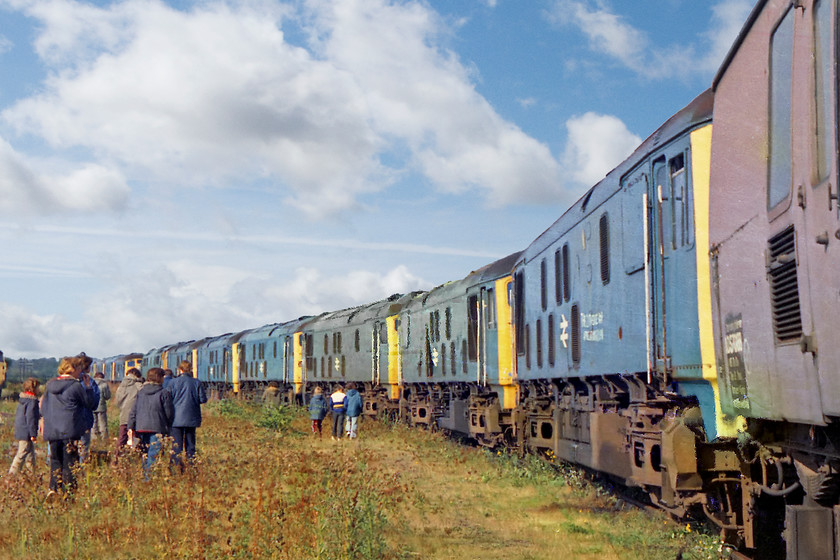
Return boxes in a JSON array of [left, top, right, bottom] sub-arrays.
[[93, 1, 839, 557]]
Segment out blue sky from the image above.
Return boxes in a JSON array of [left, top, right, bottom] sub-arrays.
[[0, 0, 755, 359]]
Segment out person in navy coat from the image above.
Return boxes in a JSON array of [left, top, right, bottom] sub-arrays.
[[167, 360, 207, 468]]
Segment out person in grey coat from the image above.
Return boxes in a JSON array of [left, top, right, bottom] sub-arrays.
[[92, 372, 111, 441], [167, 360, 207, 467], [128, 368, 174, 474], [8, 378, 41, 475], [114, 368, 144, 455]]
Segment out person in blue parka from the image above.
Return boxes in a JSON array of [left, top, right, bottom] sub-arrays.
[[343, 383, 363, 439], [167, 360, 207, 468], [41, 357, 97, 493], [308, 386, 329, 437]]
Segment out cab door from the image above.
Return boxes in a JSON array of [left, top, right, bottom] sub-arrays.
[[650, 146, 701, 384], [372, 322, 382, 385]]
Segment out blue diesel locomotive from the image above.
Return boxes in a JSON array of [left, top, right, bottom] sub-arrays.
[[102, 1, 839, 557]]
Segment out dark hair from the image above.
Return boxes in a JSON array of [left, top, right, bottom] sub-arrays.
[[75, 352, 93, 373], [178, 360, 193, 376], [163, 369, 173, 376], [268, 381, 279, 388], [346, 382, 356, 390], [94, 372, 105, 379], [126, 368, 140, 378], [147, 367, 165, 384]]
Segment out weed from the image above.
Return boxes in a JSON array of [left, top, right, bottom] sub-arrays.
[[0, 396, 726, 559]]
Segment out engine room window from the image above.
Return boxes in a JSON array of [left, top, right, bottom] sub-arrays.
[[814, 0, 834, 182], [670, 155, 687, 248], [485, 288, 496, 328], [769, 8, 794, 209], [536, 319, 543, 368], [654, 160, 673, 251], [354, 329, 360, 352], [554, 250, 562, 303]]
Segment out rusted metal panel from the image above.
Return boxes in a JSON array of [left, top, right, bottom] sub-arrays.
[[784, 504, 834, 560]]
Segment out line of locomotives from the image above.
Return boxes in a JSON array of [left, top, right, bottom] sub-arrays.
[[92, 1, 840, 558]]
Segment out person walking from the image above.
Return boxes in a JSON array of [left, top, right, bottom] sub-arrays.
[[167, 360, 207, 468], [74, 355, 100, 463], [128, 368, 174, 476], [92, 372, 111, 441], [41, 357, 96, 493], [162, 369, 175, 390], [114, 368, 144, 456], [308, 387, 328, 437], [262, 381, 282, 407], [8, 378, 41, 476], [329, 385, 346, 441], [343, 383, 363, 439]]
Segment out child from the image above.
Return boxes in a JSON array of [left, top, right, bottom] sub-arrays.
[[9, 378, 41, 476], [308, 387, 329, 437], [329, 385, 347, 441], [128, 367, 174, 476], [343, 383, 363, 439]]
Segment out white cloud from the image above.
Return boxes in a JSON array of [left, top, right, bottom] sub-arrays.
[[0, 302, 96, 358], [0, 34, 11, 54], [563, 112, 641, 186], [0, 136, 129, 213], [701, 0, 754, 73], [547, 0, 752, 80], [2, 0, 567, 218], [0, 259, 431, 358]]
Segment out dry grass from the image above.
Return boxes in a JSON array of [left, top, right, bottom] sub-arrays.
[[0, 395, 725, 559]]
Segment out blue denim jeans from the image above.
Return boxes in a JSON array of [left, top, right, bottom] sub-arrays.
[[138, 433, 161, 477], [344, 416, 359, 438]]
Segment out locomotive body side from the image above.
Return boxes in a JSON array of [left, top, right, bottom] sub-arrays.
[[710, 0, 840, 556], [509, 91, 730, 519], [399, 254, 518, 443]]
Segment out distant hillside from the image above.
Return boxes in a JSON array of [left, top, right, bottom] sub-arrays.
[[4, 357, 60, 383]]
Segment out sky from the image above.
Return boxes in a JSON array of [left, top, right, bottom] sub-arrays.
[[0, 0, 755, 360]]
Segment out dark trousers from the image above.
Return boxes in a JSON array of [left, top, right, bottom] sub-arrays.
[[171, 426, 197, 464], [48, 439, 80, 492], [332, 413, 346, 438]]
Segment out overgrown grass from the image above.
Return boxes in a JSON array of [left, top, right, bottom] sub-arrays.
[[0, 396, 727, 559]]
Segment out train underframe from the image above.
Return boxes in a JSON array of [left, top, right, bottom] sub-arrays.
[[236, 375, 840, 559], [394, 374, 835, 559]]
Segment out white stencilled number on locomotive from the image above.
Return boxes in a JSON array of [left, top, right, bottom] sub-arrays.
[[582, 311, 604, 342]]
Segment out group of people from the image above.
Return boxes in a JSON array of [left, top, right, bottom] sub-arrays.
[[7, 354, 207, 494], [10, 354, 367, 491], [116, 360, 207, 475], [307, 382, 363, 440]]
